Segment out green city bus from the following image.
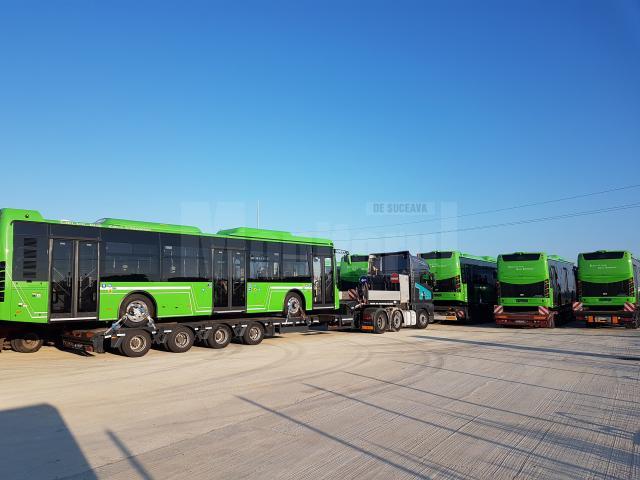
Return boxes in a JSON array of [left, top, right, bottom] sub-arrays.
[[419, 251, 496, 323], [494, 252, 576, 328], [0, 208, 338, 353], [574, 250, 639, 329], [337, 253, 369, 290]]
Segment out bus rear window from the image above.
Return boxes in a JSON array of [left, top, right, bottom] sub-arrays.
[[582, 251, 625, 260], [350, 255, 368, 263], [502, 253, 541, 262], [420, 252, 453, 260]]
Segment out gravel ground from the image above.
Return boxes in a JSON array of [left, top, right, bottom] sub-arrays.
[[0, 321, 638, 480]]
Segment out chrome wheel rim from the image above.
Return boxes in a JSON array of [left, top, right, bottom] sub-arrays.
[[248, 326, 260, 341], [175, 331, 189, 348], [126, 301, 149, 323], [214, 329, 228, 344], [287, 297, 300, 315], [129, 335, 147, 353]]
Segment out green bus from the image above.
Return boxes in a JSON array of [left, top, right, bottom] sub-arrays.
[[337, 253, 369, 290], [0, 208, 338, 354], [419, 251, 496, 323], [494, 252, 576, 328], [574, 250, 639, 329]]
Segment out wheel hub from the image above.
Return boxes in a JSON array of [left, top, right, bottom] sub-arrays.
[[129, 335, 147, 352]]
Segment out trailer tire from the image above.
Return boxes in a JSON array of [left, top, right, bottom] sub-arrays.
[[416, 309, 429, 329], [373, 309, 387, 334], [120, 294, 155, 328], [389, 309, 403, 332], [206, 325, 232, 349], [119, 331, 151, 358], [165, 325, 194, 353], [10, 332, 43, 353], [243, 322, 265, 345], [284, 292, 304, 318]]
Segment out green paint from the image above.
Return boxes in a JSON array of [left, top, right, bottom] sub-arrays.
[[0, 208, 335, 324], [577, 250, 639, 307]]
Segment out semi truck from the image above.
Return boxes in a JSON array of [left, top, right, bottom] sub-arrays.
[[337, 251, 434, 332]]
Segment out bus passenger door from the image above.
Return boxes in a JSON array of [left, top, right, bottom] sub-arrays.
[[213, 248, 246, 312], [312, 253, 334, 309], [50, 239, 98, 321]]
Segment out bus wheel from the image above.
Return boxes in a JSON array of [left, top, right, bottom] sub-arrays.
[[119, 331, 151, 358], [243, 323, 265, 345], [284, 292, 304, 318], [373, 309, 387, 334], [389, 309, 403, 332], [10, 332, 43, 353], [165, 325, 194, 353], [415, 310, 429, 329], [206, 325, 232, 349], [120, 294, 155, 328]]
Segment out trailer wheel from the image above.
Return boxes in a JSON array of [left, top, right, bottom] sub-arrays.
[[119, 331, 151, 358], [10, 332, 43, 353], [206, 325, 232, 349], [416, 309, 429, 329], [165, 325, 194, 353], [284, 292, 304, 318], [243, 323, 265, 345], [373, 309, 387, 334], [389, 310, 403, 332]]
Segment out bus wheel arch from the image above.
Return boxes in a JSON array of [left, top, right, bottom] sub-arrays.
[[118, 292, 157, 328], [284, 290, 306, 317]]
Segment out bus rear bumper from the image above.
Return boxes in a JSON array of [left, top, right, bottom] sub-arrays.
[[433, 306, 468, 322], [576, 310, 636, 327], [494, 312, 553, 328]]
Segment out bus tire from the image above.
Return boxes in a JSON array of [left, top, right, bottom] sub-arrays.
[[243, 322, 265, 345], [415, 309, 429, 329], [119, 331, 151, 358], [373, 309, 387, 334], [206, 325, 232, 349], [120, 294, 156, 328], [284, 292, 304, 318], [390, 309, 403, 332], [10, 332, 43, 353], [165, 325, 194, 353]]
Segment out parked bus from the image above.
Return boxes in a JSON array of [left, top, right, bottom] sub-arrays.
[[337, 253, 368, 290], [419, 251, 496, 323], [574, 250, 639, 329], [494, 252, 576, 328], [0, 208, 338, 355]]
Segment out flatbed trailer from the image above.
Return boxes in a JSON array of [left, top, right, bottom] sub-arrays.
[[573, 306, 639, 329]]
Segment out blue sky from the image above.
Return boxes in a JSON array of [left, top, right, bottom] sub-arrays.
[[1, 0, 639, 259]]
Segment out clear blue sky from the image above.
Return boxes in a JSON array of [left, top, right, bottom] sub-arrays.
[[1, 0, 639, 260]]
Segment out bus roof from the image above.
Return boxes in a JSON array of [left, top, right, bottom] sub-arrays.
[[420, 250, 496, 263], [0, 208, 332, 246], [498, 252, 572, 264]]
